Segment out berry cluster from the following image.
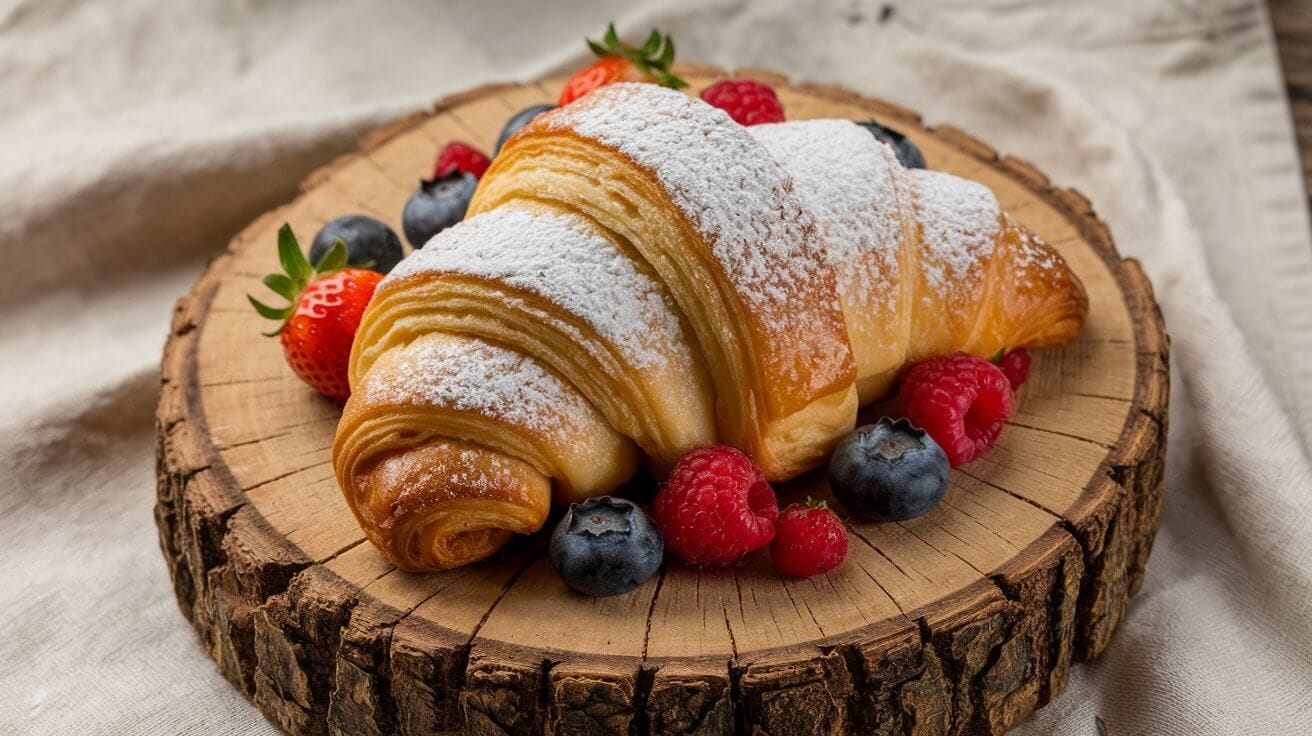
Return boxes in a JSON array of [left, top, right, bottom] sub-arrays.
[[651, 445, 847, 577]]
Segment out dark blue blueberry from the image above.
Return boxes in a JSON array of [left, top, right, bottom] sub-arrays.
[[829, 417, 949, 522], [495, 103, 555, 155], [550, 496, 663, 597], [857, 121, 927, 169], [309, 215, 404, 274], [401, 172, 477, 248]]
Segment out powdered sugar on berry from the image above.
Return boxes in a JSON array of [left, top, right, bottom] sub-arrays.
[[387, 207, 689, 371], [361, 335, 597, 434], [905, 169, 1001, 293], [539, 83, 852, 396], [750, 119, 906, 312]]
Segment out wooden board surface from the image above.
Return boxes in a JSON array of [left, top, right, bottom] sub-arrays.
[[155, 66, 1168, 736]]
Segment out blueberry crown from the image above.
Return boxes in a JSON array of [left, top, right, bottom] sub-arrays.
[[878, 416, 928, 439]]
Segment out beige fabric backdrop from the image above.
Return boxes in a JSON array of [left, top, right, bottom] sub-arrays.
[[3, 0, 1311, 733]]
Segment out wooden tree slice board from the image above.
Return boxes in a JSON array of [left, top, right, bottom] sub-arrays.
[[155, 66, 1168, 736]]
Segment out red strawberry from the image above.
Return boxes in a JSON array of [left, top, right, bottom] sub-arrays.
[[771, 501, 848, 578], [558, 23, 686, 106], [434, 141, 490, 179], [699, 80, 785, 126], [653, 445, 778, 567], [249, 224, 382, 402]]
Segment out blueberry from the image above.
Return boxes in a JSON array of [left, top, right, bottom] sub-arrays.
[[401, 172, 477, 248], [550, 496, 663, 597], [829, 417, 949, 522], [309, 215, 404, 274], [857, 121, 927, 169], [495, 103, 555, 155]]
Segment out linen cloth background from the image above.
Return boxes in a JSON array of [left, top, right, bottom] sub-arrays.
[[3, 0, 1311, 733]]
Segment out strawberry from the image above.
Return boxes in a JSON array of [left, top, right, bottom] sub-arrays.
[[558, 23, 686, 106], [248, 224, 383, 402]]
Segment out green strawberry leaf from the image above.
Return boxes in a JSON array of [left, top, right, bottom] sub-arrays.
[[579, 23, 686, 91], [262, 273, 295, 300], [990, 347, 1007, 364], [252, 222, 315, 336], [314, 238, 349, 275], [657, 36, 675, 69], [640, 29, 661, 56], [248, 295, 291, 336], [277, 224, 312, 284], [247, 295, 289, 320]]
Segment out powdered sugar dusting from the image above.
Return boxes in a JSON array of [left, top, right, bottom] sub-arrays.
[[750, 120, 905, 312], [1007, 215, 1061, 288], [541, 84, 840, 349], [906, 169, 1001, 293], [376, 443, 516, 500], [361, 336, 595, 433], [387, 208, 688, 370]]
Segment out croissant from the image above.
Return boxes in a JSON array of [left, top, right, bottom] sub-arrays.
[[333, 83, 1087, 572]]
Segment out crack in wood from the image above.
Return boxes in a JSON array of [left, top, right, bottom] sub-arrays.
[[1005, 420, 1115, 449], [640, 566, 668, 661]]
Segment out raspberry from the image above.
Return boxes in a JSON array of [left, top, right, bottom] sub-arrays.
[[771, 502, 848, 578], [899, 353, 1015, 467], [997, 348, 1031, 391], [653, 446, 778, 566], [699, 80, 785, 126], [433, 141, 490, 179]]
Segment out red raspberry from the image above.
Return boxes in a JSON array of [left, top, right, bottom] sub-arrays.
[[653, 446, 778, 566], [771, 502, 848, 578], [899, 353, 1015, 467], [997, 348, 1031, 391], [699, 80, 785, 126], [433, 141, 490, 179]]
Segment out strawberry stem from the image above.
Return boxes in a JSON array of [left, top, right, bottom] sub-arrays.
[[585, 22, 687, 90], [249, 224, 350, 337]]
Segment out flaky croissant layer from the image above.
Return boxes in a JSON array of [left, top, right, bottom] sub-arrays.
[[333, 83, 1087, 572]]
